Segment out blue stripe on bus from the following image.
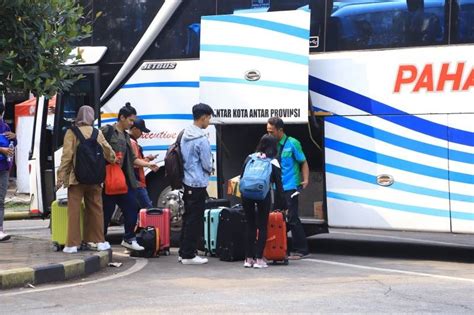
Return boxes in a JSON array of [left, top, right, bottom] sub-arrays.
[[101, 114, 193, 124], [202, 15, 309, 40], [200, 44, 308, 65], [326, 138, 474, 184], [327, 191, 474, 221], [309, 76, 474, 147], [122, 81, 199, 89], [138, 114, 194, 120], [326, 116, 474, 164], [142, 145, 217, 151], [200, 76, 307, 91], [326, 163, 474, 203]]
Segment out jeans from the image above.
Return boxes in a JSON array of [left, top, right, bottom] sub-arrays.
[[0, 170, 8, 231], [243, 193, 271, 259], [179, 184, 207, 259], [284, 190, 308, 255], [136, 187, 153, 209], [103, 188, 138, 241]]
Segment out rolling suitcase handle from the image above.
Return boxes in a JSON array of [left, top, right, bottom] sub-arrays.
[[146, 207, 165, 215]]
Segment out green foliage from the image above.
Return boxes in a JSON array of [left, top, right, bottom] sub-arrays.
[[0, 0, 92, 96]]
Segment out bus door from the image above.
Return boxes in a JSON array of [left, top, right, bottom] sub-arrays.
[[447, 114, 474, 234], [29, 65, 101, 215], [53, 66, 101, 200]]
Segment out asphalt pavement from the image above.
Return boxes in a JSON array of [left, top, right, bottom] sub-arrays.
[[0, 220, 472, 314]]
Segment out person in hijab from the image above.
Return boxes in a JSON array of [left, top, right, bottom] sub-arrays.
[[57, 105, 116, 253]]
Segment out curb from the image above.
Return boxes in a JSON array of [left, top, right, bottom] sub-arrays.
[[4, 211, 31, 221], [0, 250, 113, 290]]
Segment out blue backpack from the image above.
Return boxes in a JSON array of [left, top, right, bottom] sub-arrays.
[[239, 153, 272, 200]]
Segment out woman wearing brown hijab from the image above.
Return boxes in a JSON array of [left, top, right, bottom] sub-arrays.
[[57, 105, 116, 253]]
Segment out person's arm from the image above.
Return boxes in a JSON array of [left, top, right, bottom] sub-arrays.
[[198, 138, 213, 174], [292, 138, 309, 189], [134, 157, 159, 171], [56, 130, 75, 188], [300, 160, 309, 189], [3, 123, 17, 146], [271, 161, 288, 210], [97, 130, 116, 164]]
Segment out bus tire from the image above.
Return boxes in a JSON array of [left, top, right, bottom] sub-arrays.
[[147, 171, 184, 247]]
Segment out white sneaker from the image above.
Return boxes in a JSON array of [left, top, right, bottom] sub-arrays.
[[253, 260, 268, 269], [243, 258, 254, 268], [97, 242, 111, 251], [63, 246, 78, 254], [87, 242, 98, 249], [121, 240, 144, 251], [178, 256, 182, 262], [0, 231, 10, 241], [181, 256, 208, 265]]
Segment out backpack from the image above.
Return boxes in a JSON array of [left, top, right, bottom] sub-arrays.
[[239, 153, 273, 200], [130, 226, 160, 258], [70, 126, 106, 185], [164, 130, 184, 190]]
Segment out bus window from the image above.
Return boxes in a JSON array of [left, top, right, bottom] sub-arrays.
[[217, 0, 327, 52], [55, 74, 95, 148], [455, 0, 474, 43], [85, 0, 165, 64], [142, 0, 217, 60], [326, 0, 447, 51]]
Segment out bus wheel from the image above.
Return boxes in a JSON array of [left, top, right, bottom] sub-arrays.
[[147, 172, 184, 247], [156, 186, 184, 233]]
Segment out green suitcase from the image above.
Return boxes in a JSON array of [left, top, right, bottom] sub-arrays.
[[51, 199, 84, 251]]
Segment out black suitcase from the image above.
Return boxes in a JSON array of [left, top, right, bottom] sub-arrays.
[[205, 198, 231, 209], [216, 206, 246, 261]]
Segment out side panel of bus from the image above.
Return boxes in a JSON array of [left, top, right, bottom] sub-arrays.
[[310, 45, 474, 233], [100, 59, 218, 198], [447, 114, 474, 233]]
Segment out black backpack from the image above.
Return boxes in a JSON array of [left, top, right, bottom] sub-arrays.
[[164, 130, 184, 190], [71, 126, 106, 184], [130, 226, 160, 258]]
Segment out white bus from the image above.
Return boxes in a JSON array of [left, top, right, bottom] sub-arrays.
[[29, 0, 473, 241]]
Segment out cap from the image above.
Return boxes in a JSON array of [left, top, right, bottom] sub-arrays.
[[132, 118, 150, 133]]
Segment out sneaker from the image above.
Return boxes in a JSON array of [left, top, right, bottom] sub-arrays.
[[178, 256, 182, 262], [181, 256, 208, 265], [253, 259, 268, 269], [121, 240, 144, 251], [0, 231, 10, 242], [243, 258, 254, 268], [97, 242, 111, 251], [63, 246, 78, 254], [87, 242, 98, 249]]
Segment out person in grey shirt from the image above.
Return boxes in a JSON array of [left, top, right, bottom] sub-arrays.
[[179, 103, 214, 265]]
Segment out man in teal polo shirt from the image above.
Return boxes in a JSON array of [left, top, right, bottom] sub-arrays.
[[267, 117, 309, 259]]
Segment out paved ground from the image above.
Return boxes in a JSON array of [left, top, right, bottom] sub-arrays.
[[0, 220, 472, 314]]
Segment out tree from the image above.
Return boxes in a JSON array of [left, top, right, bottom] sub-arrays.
[[0, 0, 92, 97]]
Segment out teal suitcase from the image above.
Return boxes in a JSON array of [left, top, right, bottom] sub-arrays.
[[204, 208, 222, 256]]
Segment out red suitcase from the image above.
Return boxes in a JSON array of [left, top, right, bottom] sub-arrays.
[[138, 208, 171, 255], [263, 211, 289, 265]]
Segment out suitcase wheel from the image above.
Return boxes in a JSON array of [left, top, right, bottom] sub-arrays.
[[52, 242, 61, 252]]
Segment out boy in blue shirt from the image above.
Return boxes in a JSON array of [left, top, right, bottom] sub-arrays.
[[179, 103, 214, 265]]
